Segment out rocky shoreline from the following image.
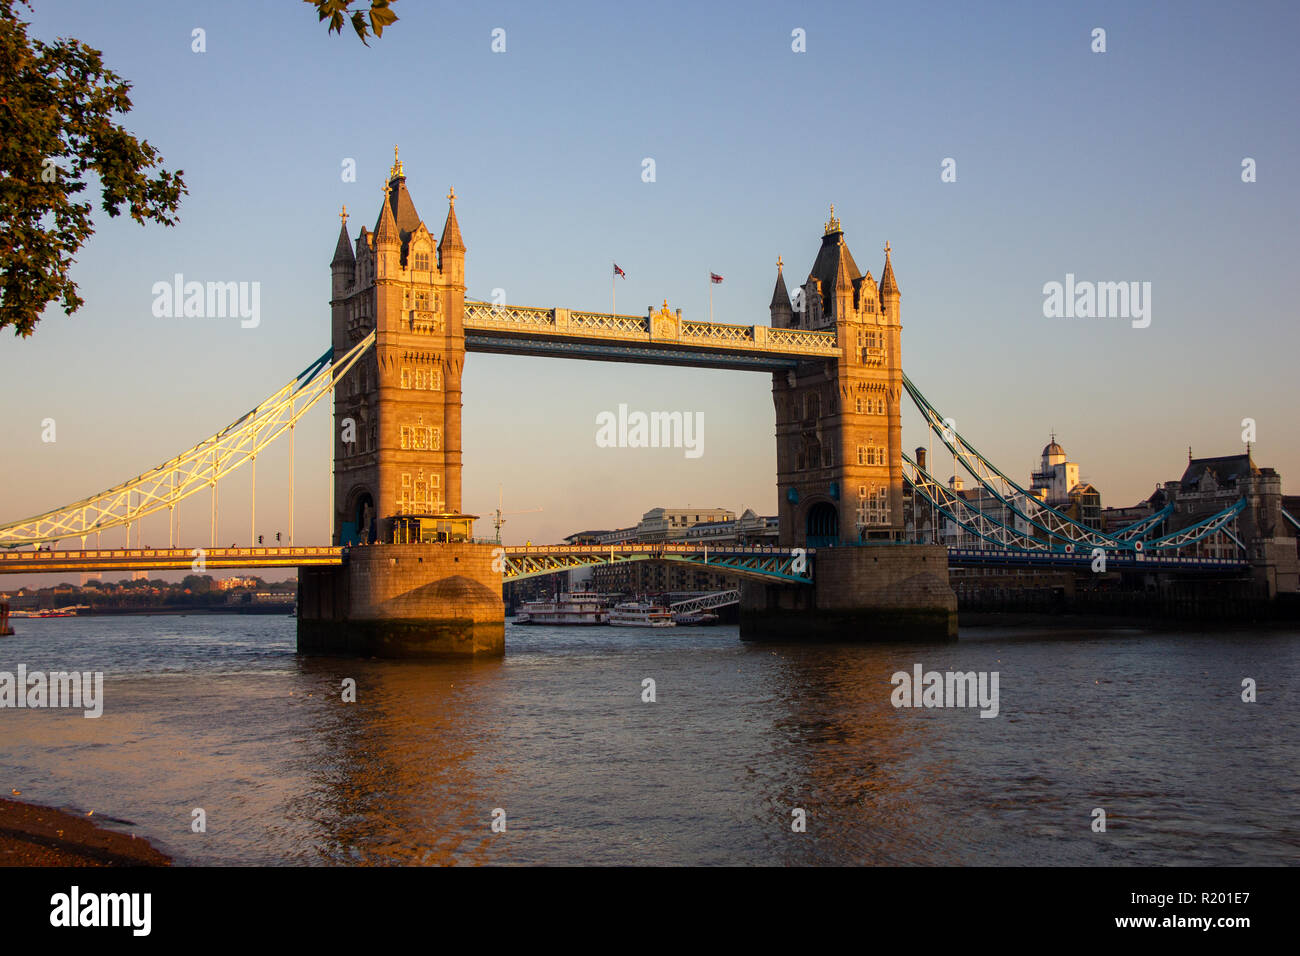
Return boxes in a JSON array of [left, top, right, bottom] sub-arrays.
[[0, 797, 170, 866]]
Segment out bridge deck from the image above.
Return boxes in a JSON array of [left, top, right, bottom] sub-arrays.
[[946, 547, 1248, 571], [0, 547, 343, 574], [463, 301, 839, 371], [0, 543, 1248, 578]]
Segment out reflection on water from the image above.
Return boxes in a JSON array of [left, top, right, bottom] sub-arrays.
[[1, 615, 1297, 865]]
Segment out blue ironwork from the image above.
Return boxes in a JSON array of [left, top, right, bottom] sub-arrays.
[[946, 547, 1247, 571], [500, 544, 814, 584], [1111, 504, 1173, 541], [904, 374, 1126, 548], [465, 334, 803, 371], [1140, 498, 1246, 550], [1283, 508, 1300, 534]]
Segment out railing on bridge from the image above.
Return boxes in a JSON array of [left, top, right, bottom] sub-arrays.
[[463, 300, 838, 360], [945, 546, 1248, 571], [0, 546, 343, 574]]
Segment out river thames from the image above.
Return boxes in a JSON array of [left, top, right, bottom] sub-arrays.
[[1, 615, 1296, 865]]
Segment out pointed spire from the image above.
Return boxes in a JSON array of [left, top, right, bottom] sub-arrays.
[[375, 180, 399, 246], [438, 186, 464, 253], [880, 240, 899, 295], [770, 256, 792, 310], [332, 205, 355, 266], [831, 245, 855, 298]]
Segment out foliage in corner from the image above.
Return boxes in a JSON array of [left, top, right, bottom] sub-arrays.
[[0, 0, 186, 337], [307, 0, 398, 45]]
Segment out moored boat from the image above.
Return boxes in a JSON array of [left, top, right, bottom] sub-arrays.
[[672, 610, 719, 626], [608, 600, 676, 627], [514, 591, 610, 625]]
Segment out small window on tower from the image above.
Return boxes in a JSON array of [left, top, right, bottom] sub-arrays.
[[414, 252, 430, 271]]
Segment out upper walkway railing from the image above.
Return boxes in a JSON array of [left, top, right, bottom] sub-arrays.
[[463, 300, 838, 370]]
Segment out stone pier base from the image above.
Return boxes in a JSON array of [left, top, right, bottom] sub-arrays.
[[298, 542, 504, 658], [741, 544, 957, 643]]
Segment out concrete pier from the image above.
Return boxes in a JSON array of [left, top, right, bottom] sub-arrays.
[[298, 542, 504, 658], [740, 544, 957, 643]]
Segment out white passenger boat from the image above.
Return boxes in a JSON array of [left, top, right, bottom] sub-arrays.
[[608, 600, 676, 627], [672, 611, 719, 626], [514, 591, 609, 625]]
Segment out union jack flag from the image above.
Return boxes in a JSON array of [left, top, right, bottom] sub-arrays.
[[613, 263, 626, 278], [710, 272, 724, 284]]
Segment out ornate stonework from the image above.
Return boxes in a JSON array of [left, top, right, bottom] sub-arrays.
[[650, 300, 680, 340], [329, 155, 467, 545]]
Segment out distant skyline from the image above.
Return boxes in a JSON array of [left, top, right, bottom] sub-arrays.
[[2, 0, 1298, 586]]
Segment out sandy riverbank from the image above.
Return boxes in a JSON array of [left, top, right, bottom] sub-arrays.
[[0, 797, 170, 866]]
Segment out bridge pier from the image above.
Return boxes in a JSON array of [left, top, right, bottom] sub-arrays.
[[297, 543, 504, 658], [740, 544, 956, 643]]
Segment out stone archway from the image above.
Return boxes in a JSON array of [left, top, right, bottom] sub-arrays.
[[806, 501, 839, 548], [340, 487, 376, 545]]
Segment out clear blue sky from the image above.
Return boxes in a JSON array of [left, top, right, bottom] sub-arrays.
[[2, 0, 1297, 581]]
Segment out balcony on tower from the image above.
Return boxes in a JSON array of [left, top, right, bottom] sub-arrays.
[[389, 513, 479, 545]]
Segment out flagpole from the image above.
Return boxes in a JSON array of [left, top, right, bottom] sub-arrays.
[[709, 274, 713, 324], [612, 262, 615, 315]]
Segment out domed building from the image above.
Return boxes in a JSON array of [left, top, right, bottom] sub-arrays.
[[1030, 435, 1101, 529]]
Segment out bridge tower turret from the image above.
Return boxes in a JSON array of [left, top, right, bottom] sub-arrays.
[[769, 257, 794, 328], [328, 149, 469, 546], [330, 208, 356, 362], [438, 188, 466, 287], [772, 210, 905, 547], [880, 241, 901, 323], [331, 208, 355, 301]]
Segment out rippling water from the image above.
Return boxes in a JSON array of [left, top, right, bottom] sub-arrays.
[[1, 615, 1297, 865]]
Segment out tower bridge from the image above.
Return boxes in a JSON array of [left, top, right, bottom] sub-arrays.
[[2, 148, 1293, 655]]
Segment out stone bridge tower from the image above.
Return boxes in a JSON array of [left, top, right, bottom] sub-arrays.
[[769, 208, 904, 547], [303, 149, 502, 659], [329, 148, 467, 545]]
